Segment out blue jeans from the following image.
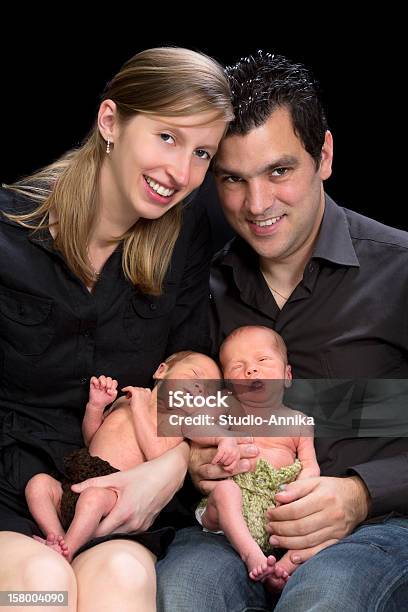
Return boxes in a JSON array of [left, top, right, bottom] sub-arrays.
[[156, 518, 408, 611]]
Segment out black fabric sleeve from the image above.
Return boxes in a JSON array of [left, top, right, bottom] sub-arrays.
[[348, 452, 408, 517]]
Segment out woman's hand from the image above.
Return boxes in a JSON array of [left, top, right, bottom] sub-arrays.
[[71, 443, 189, 536], [189, 437, 259, 494]]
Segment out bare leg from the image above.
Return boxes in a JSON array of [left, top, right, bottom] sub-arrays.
[[63, 487, 117, 562], [72, 539, 156, 612], [25, 473, 66, 554], [25, 474, 70, 557], [0, 531, 76, 611], [201, 480, 278, 586]]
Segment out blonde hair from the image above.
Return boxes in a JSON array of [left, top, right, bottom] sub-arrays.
[[4, 47, 233, 293]]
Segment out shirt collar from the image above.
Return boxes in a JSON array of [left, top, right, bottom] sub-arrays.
[[216, 194, 360, 311], [220, 193, 360, 271], [312, 194, 360, 267]]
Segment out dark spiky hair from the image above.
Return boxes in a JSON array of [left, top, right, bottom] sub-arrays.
[[224, 50, 328, 167]]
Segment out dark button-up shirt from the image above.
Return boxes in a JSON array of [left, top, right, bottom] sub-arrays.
[[210, 195, 408, 518], [0, 185, 212, 498]]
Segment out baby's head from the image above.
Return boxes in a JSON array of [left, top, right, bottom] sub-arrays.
[[220, 326, 292, 401], [154, 351, 221, 400], [154, 351, 221, 381]]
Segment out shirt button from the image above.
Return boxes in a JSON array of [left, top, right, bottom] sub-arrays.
[[308, 263, 314, 272], [149, 303, 157, 310], [80, 377, 88, 385]]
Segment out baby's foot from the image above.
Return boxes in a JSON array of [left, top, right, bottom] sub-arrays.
[[33, 533, 70, 559], [54, 534, 70, 560], [248, 554, 277, 581], [263, 563, 290, 592]]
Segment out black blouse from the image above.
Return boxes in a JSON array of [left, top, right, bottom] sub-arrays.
[[0, 185, 212, 499]]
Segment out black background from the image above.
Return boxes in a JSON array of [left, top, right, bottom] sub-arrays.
[[1, 16, 405, 232]]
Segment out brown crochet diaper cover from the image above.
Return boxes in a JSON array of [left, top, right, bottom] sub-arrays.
[[59, 447, 174, 559], [60, 447, 119, 530]]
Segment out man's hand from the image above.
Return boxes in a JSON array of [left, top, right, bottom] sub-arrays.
[[265, 475, 371, 564], [189, 438, 259, 494]]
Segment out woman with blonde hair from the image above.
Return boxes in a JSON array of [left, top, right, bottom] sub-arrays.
[[0, 47, 233, 611]]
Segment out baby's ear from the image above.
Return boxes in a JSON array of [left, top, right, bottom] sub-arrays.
[[153, 362, 168, 380], [284, 364, 292, 388]]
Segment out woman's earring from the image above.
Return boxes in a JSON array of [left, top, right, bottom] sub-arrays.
[[106, 137, 111, 154]]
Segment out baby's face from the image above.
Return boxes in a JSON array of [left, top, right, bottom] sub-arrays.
[[165, 354, 221, 381], [159, 353, 221, 405], [220, 328, 291, 401]]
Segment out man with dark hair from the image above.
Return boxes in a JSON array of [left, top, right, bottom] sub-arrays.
[[157, 51, 408, 611]]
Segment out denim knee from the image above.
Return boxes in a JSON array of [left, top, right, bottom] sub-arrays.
[[156, 526, 272, 612], [274, 519, 408, 612]]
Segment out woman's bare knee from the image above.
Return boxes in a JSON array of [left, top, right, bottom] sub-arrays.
[[21, 554, 75, 590], [0, 532, 75, 590], [72, 541, 155, 611], [73, 540, 156, 591]]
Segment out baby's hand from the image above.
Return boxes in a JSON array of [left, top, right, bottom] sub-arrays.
[[211, 438, 240, 472], [89, 376, 118, 409], [122, 386, 152, 411]]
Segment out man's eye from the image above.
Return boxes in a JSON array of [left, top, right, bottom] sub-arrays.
[[271, 167, 288, 177], [160, 133, 175, 144], [194, 149, 211, 161], [224, 176, 243, 183]]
